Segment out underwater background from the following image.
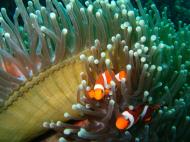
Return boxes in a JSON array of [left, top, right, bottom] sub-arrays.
[[0, 0, 190, 142]]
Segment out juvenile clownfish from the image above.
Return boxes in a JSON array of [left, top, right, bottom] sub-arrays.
[[1, 62, 26, 81], [74, 119, 89, 127], [87, 70, 126, 100], [116, 104, 160, 130]]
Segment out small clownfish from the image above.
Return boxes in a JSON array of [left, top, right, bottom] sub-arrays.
[[1, 62, 26, 81], [116, 104, 160, 130], [74, 119, 89, 127], [86, 70, 127, 100]]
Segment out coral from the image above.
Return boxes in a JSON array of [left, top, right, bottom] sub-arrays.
[[0, 0, 189, 142]]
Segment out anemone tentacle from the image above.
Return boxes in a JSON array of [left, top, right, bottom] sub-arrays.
[[0, 0, 190, 142], [43, 0, 190, 142]]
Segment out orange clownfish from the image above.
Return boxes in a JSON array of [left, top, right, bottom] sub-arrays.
[[74, 119, 89, 127], [86, 70, 127, 100], [1, 62, 26, 81], [116, 104, 160, 130]]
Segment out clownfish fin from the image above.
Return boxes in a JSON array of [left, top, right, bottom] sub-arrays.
[[104, 89, 110, 96], [115, 70, 127, 82], [152, 104, 161, 110], [143, 116, 152, 123], [95, 74, 105, 87], [86, 89, 95, 99]]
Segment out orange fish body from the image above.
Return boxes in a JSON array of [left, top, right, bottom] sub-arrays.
[[87, 70, 127, 100], [116, 104, 159, 130], [116, 105, 144, 130], [74, 119, 89, 127], [1, 62, 26, 80], [94, 70, 115, 95]]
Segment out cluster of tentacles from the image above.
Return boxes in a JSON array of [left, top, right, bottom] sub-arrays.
[[22, 0, 190, 142], [0, 0, 189, 141]]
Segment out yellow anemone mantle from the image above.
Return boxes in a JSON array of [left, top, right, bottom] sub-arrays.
[[0, 51, 89, 142]]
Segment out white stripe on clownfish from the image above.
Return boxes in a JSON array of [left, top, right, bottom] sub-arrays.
[[86, 70, 127, 100], [94, 84, 104, 91], [115, 73, 121, 81], [97, 71, 125, 89], [140, 105, 149, 119], [122, 111, 135, 129], [102, 72, 108, 88], [121, 105, 149, 129]]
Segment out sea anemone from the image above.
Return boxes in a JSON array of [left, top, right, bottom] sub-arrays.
[[42, 0, 190, 142], [174, 0, 190, 24], [0, 0, 190, 142]]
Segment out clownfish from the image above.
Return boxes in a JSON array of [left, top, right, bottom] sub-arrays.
[[116, 104, 160, 130], [1, 62, 26, 81], [86, 70, 127, 100], [74, 119, 89, 127]]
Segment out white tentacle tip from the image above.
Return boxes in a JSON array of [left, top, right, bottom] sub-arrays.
[[64, 112, 70, 118], [59, 137, 67, 142], [56, 121, 62, 127], [64, 128, 73, 135], [105, 59, 111, 66], [128, 11, 134, 17], [42, 121, 49, 128], [101, 52, 106, 58], [107, 44, 113, 51], [50, 12, 56, 19], [110, 80, 116, 87], [121, 78, 126, 83], [49, 122, 56, 128], [62, 28, 68, 35], [4, 32, 10, 38], [80, 54, 86, 61], [126, 64, 132, 70], [94, 59, 99, 64], [88, 56, 94, 63], [109, 99, 115, 105]]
